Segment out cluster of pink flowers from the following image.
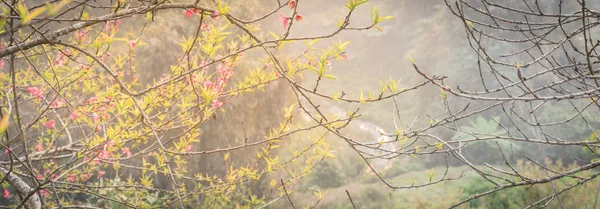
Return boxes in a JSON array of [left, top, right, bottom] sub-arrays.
[[50, 98, 65, 109], [97, 170, 106, 179], [35, 144, 44, 152], [122, 147, 132, 158], [26, 86, 44, 100], [129, 40, 137, 48], [40, 189, 49, 197], [67, 173, 77, 182], [98, 53, 111, 62], [80, 173, 93, 182], [87, 96, 97, 105], [104, 20, 121, 33], [217, 64, 233, 79], [98, 140, 115, 159], [184, 8, 220, 20], [69, 110, 79, 121], [211, 10, 220, 20], [201, 23, 210, 31], [278, 1, 304, 29], [54, 53, 68, 67], [3, 189, 8, 198], [184, 8, 200, 17], [212, 99, 223, 108], [74, 28, 88, 43], [184, 74, 199, 85], [85, 96, 112, 132], [43, 120, 55, 129], [4, 147, 13, 154], [77, 63, 91, 70]]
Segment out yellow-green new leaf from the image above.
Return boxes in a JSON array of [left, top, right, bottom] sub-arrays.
[[0, 114, 8, 135]]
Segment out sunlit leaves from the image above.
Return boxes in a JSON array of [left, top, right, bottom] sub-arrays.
[[370, 7, 394, 27], [345, 0, 369, 10], [0, 112, 8, 136], [16, 0, 71, 24]]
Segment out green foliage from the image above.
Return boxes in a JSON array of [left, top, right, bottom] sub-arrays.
[[301, 160, 346, 190], [461, 159, 599, 209]]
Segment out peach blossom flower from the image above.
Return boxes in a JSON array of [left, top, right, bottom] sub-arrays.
[[278, 13, 289, 28], [43, 120, 55, 129]]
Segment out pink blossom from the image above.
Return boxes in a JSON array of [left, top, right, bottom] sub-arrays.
[[289, 0, 296, 9], [106, 140, 115, 149], [122, 147, 132, 158], [97, 170, 106, 179], [95, 125, 102, 133], [217, 64, 233, 79], [212, 99, 223, 109], [26, 86, 44, 100], [98, 150, 110, 159], [278, 13, 289, 29], [67, 174, 76, 182], [36, 174, 43, 180], [201, 23, 210, 31], [129, 40, 136, 48], [92, 112, 100, 123], [295, 14, 303, 22], [203, 80, 214, 89], [4, 147, 12, 154], [87, 96, 97, 105], [104, 20, 121, 33], [50, 99, 64, 109], [200, 60, 209, 70], [35, 144, 44, 152], [104, 21, 112, 33], [214, 77, 227, 93], [43, 120, 55, 129], [3, 189, 8, 198], [40, 189, 48, 196], [185, 145, 191, 153], [78, 63, 90, 70], [341, 53, 349, 59], [184, 9, 195, 17], [75, 29, 88, 43], [54, 53, 67, 66], [0, 59, 4, 69], [212, 10, 220, 20], [69, 111, 79, 120]]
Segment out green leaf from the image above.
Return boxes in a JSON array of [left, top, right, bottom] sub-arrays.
[[323, 74, 338, 80], [22, 6, 47, 24], [16, 3, 28, 21], [0, 114, 8, 135]]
